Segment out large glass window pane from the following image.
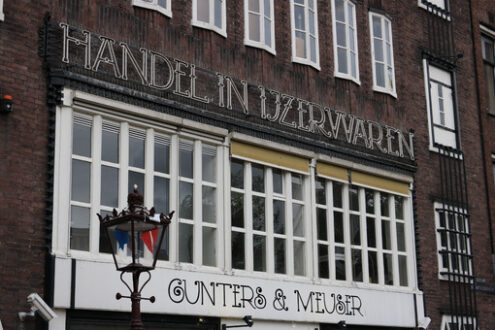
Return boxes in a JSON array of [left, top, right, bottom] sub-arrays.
[[333, 182, 343, 208], [275, 238, 286, 274], [102, 125, 119, 163], [249, 13, 261, 42], [253, 235, 266, 271], [397, 222, 406, 252], [367, 217, 376, 248], [252, 196, 265, 231], [249, 0, 260, 11], [384, 253, 393, 285], [70, 206, 90, 251], [318, 244, 329, 279], [296, 31, 306, 58], [179, 223, 193, 263], [273, 169, 283, 194], [335, 0, 345, 22], [154, 138, 170, 174], [179, 140, 193, 179], [101, 165, 118, 207], [365, 189, 374, 214], [395, 196, 404, 219], [72, 160, 90, 203], [293, 204, 305, 237], [197, 0, 210, 23], [99, 210, 114, 254], [336, 22, 346, 47], [214, 0, 222, 28], [350, 214, 361, 245], [273, 200, 285, 234], [349, 186, 359, 211], [73, 121, 91, 157], [334, 211, 344, 243], [376, 63, 385, 88], [203, 227, 216, 267], [294, 241, 305, 276], [335, 246, 346, 280], [157, 226, 169, 261], [382, 220, 391, 250], [129, 132, 145, 169], [381, 193, 390, 216], [399, 255, 408, 286], [337, 48, 348, 74], [252, 165, 265, 192], [231, 192, 244, 228], [232, 232, 245, 269], [292, 174, 303, 200], [264, 18, 272, 47], [368, 251, 378, 283], [352, 249, 363, 282], [231, 160, 244, 189], [372, 15, 382, 38], [202, 186, 216, 223], [317, 208, 327, 241], [128, 171, 144, 195], [315, 178, 325, 204], [179, 182, 193, 220], [154, 177, 169, 214], [294, 5, 305, 30], [374, 38, 384, 62]]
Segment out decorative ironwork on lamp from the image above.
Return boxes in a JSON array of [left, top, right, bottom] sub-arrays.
[[98, 185, 174, 330]]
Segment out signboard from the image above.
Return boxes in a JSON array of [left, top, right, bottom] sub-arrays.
[[54, 259, 420, 327], [56, 23, 415, 161]]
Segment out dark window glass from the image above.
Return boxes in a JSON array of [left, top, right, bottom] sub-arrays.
[[350, 214, 360, 245], [333, 182, 343, 208], [253, 235, 266, 271], [315, 178, 326, 204], [231, 160, 244, 189], [318, 244, 329, 279], [274, 238, 286, 274], [252, 165, 265, 192], [317, 208, 327, 240], [231, 192, 244, 228], [334, 211, 344, 243], [273, 200, 285, 234], [349, 186, 359, 211], [352, 249, 363, 282], [335, 246, 346, 280], [232, 232, 245, 269], [367, 217, 376, 247]]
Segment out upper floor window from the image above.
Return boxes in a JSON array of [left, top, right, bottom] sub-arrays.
[[482, 34, 495, 115], [133, 0, 172, 17], [440, 315, 477, 330], [245, 0, 275, 54], [193, 0, 227, 37], [423, 61, 459, 150], [369, 12, 396, 97], [291, 0, 320, 69], [434, 203, 472, 281], [332, 0, 359, 83]]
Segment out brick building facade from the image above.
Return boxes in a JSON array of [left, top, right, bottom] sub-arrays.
[[0, 0, 494, 329]]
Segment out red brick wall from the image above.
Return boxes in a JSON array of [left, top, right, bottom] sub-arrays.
[[0, 0, 494, 329]]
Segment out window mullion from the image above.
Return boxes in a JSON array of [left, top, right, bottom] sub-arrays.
[[359, 188, 369, 284], [309, 165, 319, 280], [342, 184, 352, 282], [215, 144, 225, 269], [245, 162, 254, 271], [223, 144, 231, 271], [90, 115, 102, 254], [266, 168, 275, 274], [390, 196, 399, 286], [145, 129, 154, 208], [375, 192, 385, 285], [286, 173, 295, 276], [328, 180, 336, 280], [303, 173, 313, 278], [169, 134, 179, 263], [119, 122, 129, 210], [193, 140, 203, 266]]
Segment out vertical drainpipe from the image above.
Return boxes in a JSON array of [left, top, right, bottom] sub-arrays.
[[467, 0, 495, 276]]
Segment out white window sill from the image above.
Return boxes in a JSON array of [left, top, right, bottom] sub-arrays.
[[192, 20, 227, 38], [292, 56, 321, 71], [244, 40, 276, 56], [373, 85, 397, 98], [334, 72, 361, 85], [417, 1, 451, 20], [429, 144, 463, 159], [133, 1, 172, 18]]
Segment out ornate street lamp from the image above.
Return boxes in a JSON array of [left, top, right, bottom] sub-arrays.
[[98, 186, 174, 330]]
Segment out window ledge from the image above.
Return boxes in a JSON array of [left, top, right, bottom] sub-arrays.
[[292, 57, 321, 71], [244, 40, 276, 56], [192, 21, 227, 38], [373, 86, 397, 98], [429, 144, 463, 159], [417, 0, 451, 20], [334, 72, 361, 86], [133, 1, 172, 18]]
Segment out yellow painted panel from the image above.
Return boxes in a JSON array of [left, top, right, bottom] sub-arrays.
[[316, 163, 348, 181], [351, 171, 410, 195], [231, 141, 309, 173]]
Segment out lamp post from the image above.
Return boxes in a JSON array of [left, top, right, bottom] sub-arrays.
[[98, 186, 174, 330]]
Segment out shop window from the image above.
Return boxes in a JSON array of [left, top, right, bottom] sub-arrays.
[[332, 0, 359, 83], [291, 0, 320, 69], [369, 12, 396, 97], [440, 315, 477, 330], [132, 0, 171, 17], [482, 33, 495, 115], [423, 61, 459, 150], [67, 112, 223, 268], [245, 0, 275, 54], [192, 0, 227, 37], [316, 164, 410, 287], [434, 203, 472, 281]]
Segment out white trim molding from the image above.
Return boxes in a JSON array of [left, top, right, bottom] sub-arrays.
[[132, 0, 172, 18]]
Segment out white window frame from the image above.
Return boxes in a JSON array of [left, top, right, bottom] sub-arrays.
[[369, 12, 396, 97], [192, 0, 227, 38], [331, 0, 359, 84], [230, 158, 312, 278], [423, 60, 459, 151], [244, 0, 276, 55], [417, 0, 451, 20], [434, 202, 472, 281], [290, 0, 320, 70], [315, 175, 414, 288], [0, 0, 4, 21], [53, 100, 226, 273], [132, 0, 172, 18], [481, 26, 495, 116], [440, 315, 478, 330]]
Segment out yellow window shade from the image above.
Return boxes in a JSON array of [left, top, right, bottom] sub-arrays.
[[316, 162, 348, 181], [231, 141, 309, 173], [351, 171, 410, 195]]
